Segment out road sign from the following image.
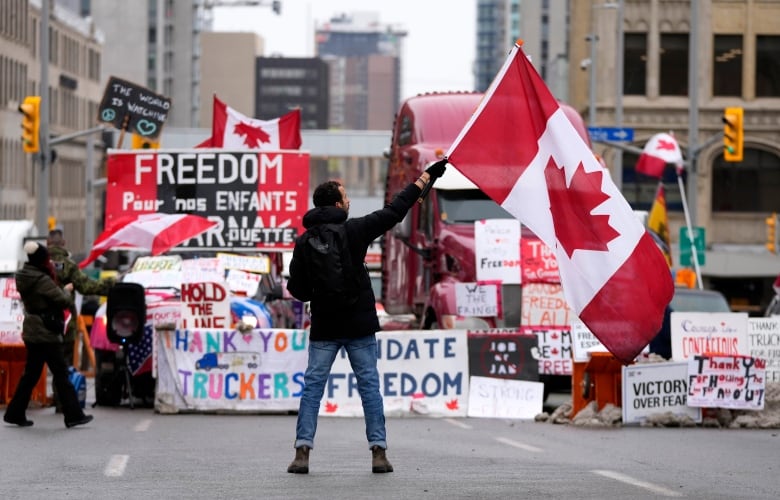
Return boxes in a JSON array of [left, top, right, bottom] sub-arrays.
[[679, 226, 705, 267], [587, 126, 635, 142]]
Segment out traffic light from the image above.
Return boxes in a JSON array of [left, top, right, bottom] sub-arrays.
[[131, 133, 160, 149], [19, 96, 41, 153], [722, 106, 744, 163], [107, 282, 147, 345], [272, 0, 281, 15], [766, 212, 778, 254]]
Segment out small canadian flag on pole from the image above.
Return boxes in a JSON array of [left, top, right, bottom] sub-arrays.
[[208, 95, 302, 150], [635, 132, 684, 178]]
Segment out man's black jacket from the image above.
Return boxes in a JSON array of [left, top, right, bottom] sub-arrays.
[[287, 182, 421, 341]]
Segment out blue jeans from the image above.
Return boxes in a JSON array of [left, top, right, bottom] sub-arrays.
[[294, 335, 387, 450]]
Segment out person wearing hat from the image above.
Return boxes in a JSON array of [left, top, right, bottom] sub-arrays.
[[3, 241, 94, 428]]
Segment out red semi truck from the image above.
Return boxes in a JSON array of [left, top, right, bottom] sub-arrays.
[[380, 91, 594, 331]]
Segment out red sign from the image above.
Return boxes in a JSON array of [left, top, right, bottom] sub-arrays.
[[105, 150, 310, 250], [521, 237, 560, 283]]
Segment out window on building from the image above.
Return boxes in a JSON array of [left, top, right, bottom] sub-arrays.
[[624, 33, 646, 95], [756, 35, 780, 97], [713, 35, 742, 97], [660, 34, 688, 96], [712, 148, 780, 212]]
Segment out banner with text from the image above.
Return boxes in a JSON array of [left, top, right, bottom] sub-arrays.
[[670, 312, 748, 361], [155, 328, 308, 413], [321, 330, 469, 418], [105, 149, 310, 250]]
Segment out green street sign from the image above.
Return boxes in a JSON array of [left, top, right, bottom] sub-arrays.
[[679, 226, 705, 267]]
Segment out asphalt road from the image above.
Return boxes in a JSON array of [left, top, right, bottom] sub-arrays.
[[1, 402, 778, 500]]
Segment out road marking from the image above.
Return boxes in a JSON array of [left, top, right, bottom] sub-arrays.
[[104, 454, 129, 477], [592, 469, 684, 497], [494, 437, 543, 453], [133, 418, 152, 432], [443, 418, 472, 429]]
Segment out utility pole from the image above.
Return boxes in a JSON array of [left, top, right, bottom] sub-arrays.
[[613, 0, 624, 190], [687, 0, 699, 226], [37, 0, 51, 235]]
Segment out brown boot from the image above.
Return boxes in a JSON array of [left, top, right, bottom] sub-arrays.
[[287, 446, 310, 474], [371, 445, 394, 473]]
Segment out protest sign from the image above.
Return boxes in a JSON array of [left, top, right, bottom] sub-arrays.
[[98, 76, 171, 138], [467, 329, 538, 380], [467, 376, 543, 419], [670, 312, 748, 361], [455, 282, 500, 317], [521, 283, 572, 327], [474, 219, 521, 283], [180, 282, 231, 330], [622, 362, 701, 424], [523, 326, 572, 375], [747, 317, 780, 383], [687, 354, 766, 410]]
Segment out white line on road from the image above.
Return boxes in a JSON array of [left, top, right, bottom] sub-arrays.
[[104, 454, 129, 477], [494, 437, 543, 452], [133, 418, 152, 432], [592, 469, 684, 497], [443, 418, 472, 429]]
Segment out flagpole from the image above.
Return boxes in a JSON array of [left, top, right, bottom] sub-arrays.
[[676, 169, 703, 289]]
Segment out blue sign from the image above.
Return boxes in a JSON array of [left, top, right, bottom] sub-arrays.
[[587, 127, 635, 142]]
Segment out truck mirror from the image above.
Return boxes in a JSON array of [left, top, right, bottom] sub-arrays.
[[394, 213, 411, 239]]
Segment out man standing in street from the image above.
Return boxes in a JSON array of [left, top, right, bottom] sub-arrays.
[[285, 160, 447, 474]]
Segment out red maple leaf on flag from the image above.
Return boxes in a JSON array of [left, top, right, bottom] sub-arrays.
[[324, 401, 338, 413], [655, 139, 677, 151], [545, 157, 619, 258], [445, 399, 460, 410], [233, 121, 271, 148]]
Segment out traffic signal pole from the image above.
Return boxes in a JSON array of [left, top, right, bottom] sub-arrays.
[[37, 0, 50, 235]]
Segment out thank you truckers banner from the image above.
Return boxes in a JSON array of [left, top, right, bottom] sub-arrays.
[[105, 149, 310, 250]]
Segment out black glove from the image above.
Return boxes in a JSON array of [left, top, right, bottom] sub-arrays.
[[425, 159, 448, 180]]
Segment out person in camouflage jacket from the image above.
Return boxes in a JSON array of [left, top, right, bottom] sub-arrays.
[[47, 229, 115, 350]]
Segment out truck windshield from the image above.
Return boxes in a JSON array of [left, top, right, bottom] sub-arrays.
[[438, 189, 513, 223]]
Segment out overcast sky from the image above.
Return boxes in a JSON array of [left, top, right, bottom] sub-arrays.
[[211, 0, 477, 100]]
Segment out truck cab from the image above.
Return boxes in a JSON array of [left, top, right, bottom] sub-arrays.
[[381, 92, 592, 330]]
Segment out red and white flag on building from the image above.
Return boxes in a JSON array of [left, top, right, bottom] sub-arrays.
[[210, 95, 302, 150], [635, 132, 684, 179], [446, 41, 673, 363]]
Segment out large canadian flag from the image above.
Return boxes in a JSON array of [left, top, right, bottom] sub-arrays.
[[635, 132, 684, 179], [211, 95, 302, 150], [446, 42, 673, 363]]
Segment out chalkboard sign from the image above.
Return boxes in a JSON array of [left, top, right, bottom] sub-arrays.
[[98, 76, 171, 139]]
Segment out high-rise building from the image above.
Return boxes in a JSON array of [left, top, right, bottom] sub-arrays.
[[316, 12, 406, 130], [256, 57, 329, 130]]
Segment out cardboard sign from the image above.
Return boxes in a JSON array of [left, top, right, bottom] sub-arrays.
[[455, 282, 500, 317], [570, 318, 607, 362], [467, 329, 538, 381], [521, 236, 560, 283], [687, 354, 766, 410], [523, 326, 572, 375], [747, 317, 780, 383], [180, 282, 231, 330], [105, 150, 309, 250], [622, 362, 701, 424], [520, 283, 572, 327], [474, 219, 521, 284], [467, 376, 544, 419], [98, 76, 171, 138], [670, 312, 748, 361]]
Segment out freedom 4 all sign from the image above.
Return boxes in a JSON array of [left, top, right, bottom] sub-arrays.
[[105, 149, 309, 250]]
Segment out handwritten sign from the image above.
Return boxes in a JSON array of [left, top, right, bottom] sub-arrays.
[[747, 317, 780, 383], [155, 328, 308, 412], [225, 269, 262, 297], [687, 354, 766, 410], [181, 258, 225, 284], [670, 312, 748, 361], [455, 282, 499, 317], [474, 219, 521, 283], [217, 252, 271, 274], [521, 236, 559, 283], [98, 76, 171, 138], [467, 376, 544, 419], [0, 321, 22, 345], [180, 282, 231, 330], [622, 362, 701, 424], [0, 277, 23, 329], [521, 283, 571, 327], [570, 318, 607, 362], [523, 326, 572, 375]]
